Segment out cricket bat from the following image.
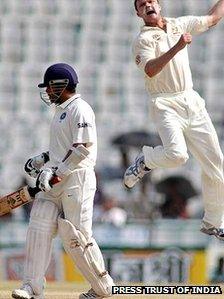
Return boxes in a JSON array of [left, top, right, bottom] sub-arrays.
[[0, 176, 61, 216]]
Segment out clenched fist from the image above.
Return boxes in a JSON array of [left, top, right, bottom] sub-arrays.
[[176, 33, 192, 50], [36, 168, 55, 192]]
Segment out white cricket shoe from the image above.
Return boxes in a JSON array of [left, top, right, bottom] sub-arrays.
[[12, 284, 43, 299], [79, 288, 108, 299], [123, 153, 151, 188], [200, 220, 224, 241], [200, 221, 216, 236]]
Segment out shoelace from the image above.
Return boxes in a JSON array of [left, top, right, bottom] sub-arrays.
[[129, 158, 144, 177], [23, 284, 33, 294]]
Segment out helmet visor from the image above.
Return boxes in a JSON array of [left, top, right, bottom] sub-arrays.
[[39, 79, 69, 106]]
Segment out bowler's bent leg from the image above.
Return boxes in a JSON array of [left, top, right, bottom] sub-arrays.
[[124, 99, 189, 188], [143, 101, 189, 169]]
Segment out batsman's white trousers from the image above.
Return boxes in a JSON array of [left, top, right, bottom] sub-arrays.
[[23, 168, 109, 295], [143, 89, 224, 228]]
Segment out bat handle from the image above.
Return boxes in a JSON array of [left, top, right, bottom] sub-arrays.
[[27, 175, 62, 198], [50, 175, 62, 185]]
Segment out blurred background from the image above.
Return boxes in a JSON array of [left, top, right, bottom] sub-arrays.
[[0, 0, 224, 286]]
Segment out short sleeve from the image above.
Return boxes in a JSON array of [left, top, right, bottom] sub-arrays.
[[71, 105, 96, 144], [177, 16, 209, 35], [132, 37, 156, 72]]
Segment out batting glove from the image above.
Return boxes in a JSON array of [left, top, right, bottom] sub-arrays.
[[24, 152, 50, 178], [36, 167, 56, 192]]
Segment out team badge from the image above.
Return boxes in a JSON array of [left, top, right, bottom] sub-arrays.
[[59, 112, 66, 122], [172, 26, 181, 35], [152, 34, 161, 41]]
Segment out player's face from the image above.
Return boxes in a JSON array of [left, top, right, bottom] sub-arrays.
[[39, 79, 69, 106], [39, 85, 60, 106], [46, 85, 58, 102], [136, 0, 161, 24]]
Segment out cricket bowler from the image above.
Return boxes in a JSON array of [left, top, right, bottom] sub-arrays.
[[124, 0, 224, 240], [12, 63, 114, 299]]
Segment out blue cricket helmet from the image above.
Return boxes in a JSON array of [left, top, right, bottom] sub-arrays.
[[38, 63, 79, 88]]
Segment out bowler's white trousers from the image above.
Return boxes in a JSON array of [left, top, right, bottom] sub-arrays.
[[143, 89, 224, 228], [23, 168, 109, 296]]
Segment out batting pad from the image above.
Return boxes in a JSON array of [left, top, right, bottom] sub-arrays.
[[58, 217, 114, 297], [23, 200, 59, 296]]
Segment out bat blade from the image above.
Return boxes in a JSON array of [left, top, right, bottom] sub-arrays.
[[0, 175, 61, 216], [0, 186, 32, 216]]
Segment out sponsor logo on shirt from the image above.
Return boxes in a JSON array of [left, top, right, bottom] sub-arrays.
[[77, 122, 92, 128]]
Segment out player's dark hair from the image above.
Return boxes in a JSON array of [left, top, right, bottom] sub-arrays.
[[134, 0, 159, 11], [66, 84, 77, 93]]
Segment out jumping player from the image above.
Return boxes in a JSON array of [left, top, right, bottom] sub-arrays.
[[124, 0, 224, 240], [12, 63, 114, 299]]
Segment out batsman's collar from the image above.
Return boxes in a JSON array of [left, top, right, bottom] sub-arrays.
[[59, 94, 81, 109]]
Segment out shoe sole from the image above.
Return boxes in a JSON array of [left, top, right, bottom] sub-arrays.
[[124, 171, 147, 189], [123, 178, 137, 189], [12, 294, 34, 299], [200, 226, 224, 241], [200, 227, 215, 236], [124, 183, 132, 189], [124, 181, 135, 189]]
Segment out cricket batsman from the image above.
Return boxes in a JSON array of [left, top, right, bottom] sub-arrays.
[[124, 0, 224, 240], [12, 63, 114, 299]]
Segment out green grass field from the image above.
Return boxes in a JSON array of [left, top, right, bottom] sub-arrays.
[[1, 281, 224, 299]]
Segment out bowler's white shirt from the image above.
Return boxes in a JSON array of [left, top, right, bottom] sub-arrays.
[[133, 16, 209, 95], [49, 94, 97, 169]]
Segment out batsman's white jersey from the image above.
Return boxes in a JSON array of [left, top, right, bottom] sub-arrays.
[[36, 93, 98, 236], [133, 16, 224, 229], [23, 94, 114, 297], [49, 93, 97, 169]]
